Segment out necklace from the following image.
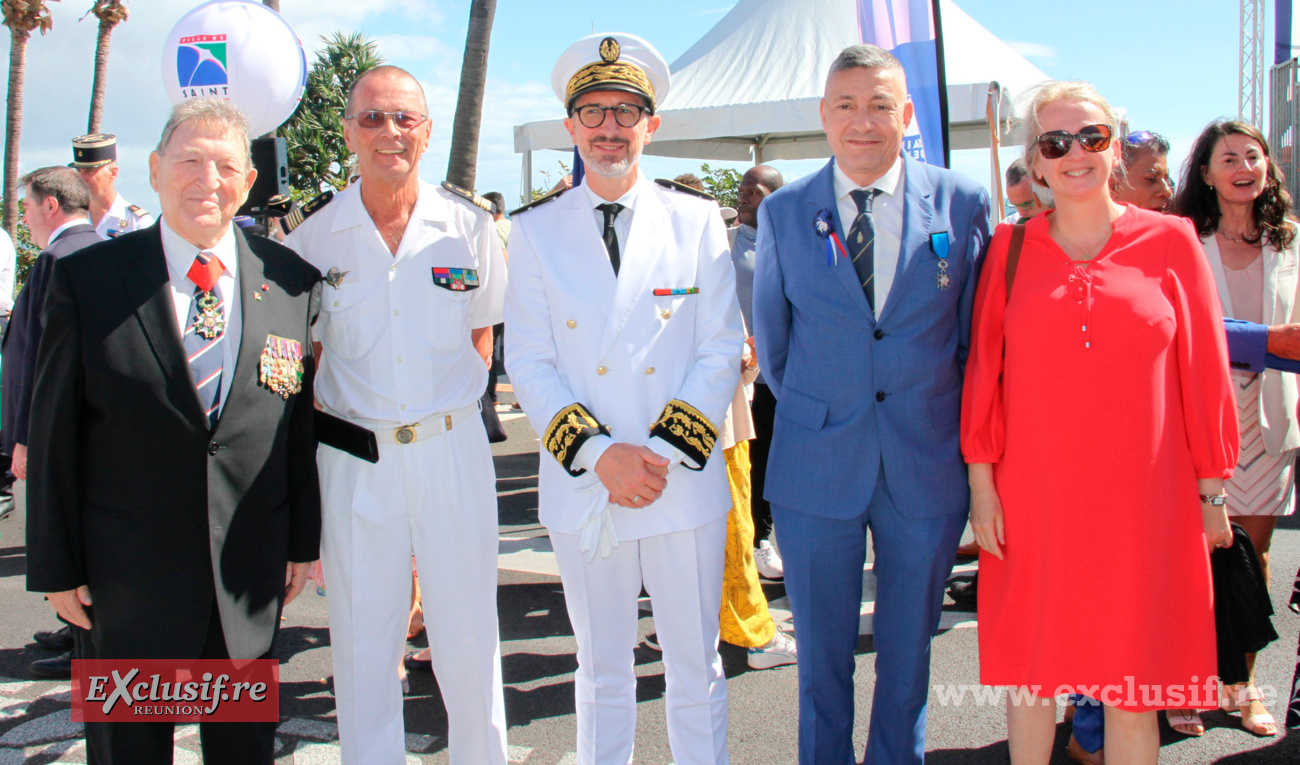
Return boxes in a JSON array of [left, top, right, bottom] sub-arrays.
[[1216, 228, 1262, 246], [1054, 228, 1110, 261]]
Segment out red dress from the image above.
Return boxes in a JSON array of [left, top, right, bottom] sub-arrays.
[[961, 207, 1238, 711]]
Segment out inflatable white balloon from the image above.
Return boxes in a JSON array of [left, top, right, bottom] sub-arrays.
[[161, 0, 307, 137]]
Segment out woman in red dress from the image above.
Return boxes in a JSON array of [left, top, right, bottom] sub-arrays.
[[961, 81, 1239, 764]]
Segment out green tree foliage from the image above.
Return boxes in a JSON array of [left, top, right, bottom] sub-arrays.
[[282, 32, 382, 197], [698, 163, 741, 209], [3, 196, 41, 288]]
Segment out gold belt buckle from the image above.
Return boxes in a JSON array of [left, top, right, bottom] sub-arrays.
[[394, 426, 416, 444]]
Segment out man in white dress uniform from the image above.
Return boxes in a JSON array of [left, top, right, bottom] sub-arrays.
[[285, 65, 508, 765], [70, 134, 154, 239], [505, 33, 744, 765]]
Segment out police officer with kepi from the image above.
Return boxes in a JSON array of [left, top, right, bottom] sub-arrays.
[[285, 64, 509, 765], [506, 33, 744, 765], [70, 133, 154, 239]]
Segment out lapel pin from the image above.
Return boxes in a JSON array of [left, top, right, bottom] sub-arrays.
[[814, 209, 849, 267], [254, 292, 263, 301]]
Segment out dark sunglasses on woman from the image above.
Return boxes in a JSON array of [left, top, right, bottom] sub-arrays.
[[1035, 124, 1113, 159]]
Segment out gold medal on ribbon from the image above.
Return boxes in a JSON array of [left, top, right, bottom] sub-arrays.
[[192, 292, 225, 339]]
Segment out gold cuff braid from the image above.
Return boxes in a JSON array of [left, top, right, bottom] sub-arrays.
[[543, 403, 610, 476], [649, 399, 717, 470]]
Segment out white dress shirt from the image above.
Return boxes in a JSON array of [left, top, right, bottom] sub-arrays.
[[582, 178, 640, 271], [159, 217, 241, 410], [833, 156, 904, 318], [286, 179, 506, 424], [95, 192, 154, 240], [0, 228, 16, 313]]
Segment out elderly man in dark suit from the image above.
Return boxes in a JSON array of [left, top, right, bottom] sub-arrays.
[[2, 166, 102, 678], [25, 98, 322, 765]]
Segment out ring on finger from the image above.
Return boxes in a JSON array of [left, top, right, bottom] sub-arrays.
[[633, 495, 641, 503]]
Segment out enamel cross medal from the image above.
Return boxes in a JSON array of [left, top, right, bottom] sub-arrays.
[[930, 232, 951, 290], [193, 293, 225, 339]]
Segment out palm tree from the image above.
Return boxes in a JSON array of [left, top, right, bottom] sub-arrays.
[[2, 0, 57, 240], [83, 0, 128, 134], [445, 0, 496, 191], [281, 32, 381, 195]]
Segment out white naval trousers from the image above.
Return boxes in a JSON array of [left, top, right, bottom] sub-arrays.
[[550, 515, 729, 765], [318, 414, 507, 765]]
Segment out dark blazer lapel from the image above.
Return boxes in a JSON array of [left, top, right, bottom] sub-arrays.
[[879, 156, 935, 326], [220, 228, 269, 429], [122, 225, 209, 426], [807, 161, 875, 323]]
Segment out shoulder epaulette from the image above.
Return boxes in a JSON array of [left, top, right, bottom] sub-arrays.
[[509, 186, 566, 216], [127, 204, 149, 217], [442, 181, 494, 213], [281, 190, 335, 234], [655, 178, 715, 201]]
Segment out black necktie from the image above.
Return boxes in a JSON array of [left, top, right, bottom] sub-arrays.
[[848, 188, 879, 311], [597, 203, 624, 275]]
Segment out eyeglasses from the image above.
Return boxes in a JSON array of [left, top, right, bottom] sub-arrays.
[[344, 110, 429, 130], [1009, 199, 1036, 212], [1035, 124, 1114, 159], [572, 103, 648, 129]]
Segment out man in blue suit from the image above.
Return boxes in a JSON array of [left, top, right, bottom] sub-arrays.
[[754, 45, 990, 764]]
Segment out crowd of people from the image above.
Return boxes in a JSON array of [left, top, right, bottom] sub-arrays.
[[4, 25, 1300, 765]]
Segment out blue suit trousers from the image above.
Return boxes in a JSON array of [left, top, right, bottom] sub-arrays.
[[773, 468, 964, 765]]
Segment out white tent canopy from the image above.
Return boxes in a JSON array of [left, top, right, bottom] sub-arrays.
[[514, 0, 1049, 185]]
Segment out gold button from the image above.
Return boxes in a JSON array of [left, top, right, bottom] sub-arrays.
[[567, 319, 577, 328], [661, 309, 672, 319], [597, 366, 608, 375], [646, 367, 655, 375]]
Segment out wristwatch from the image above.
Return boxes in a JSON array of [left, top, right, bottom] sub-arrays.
[[1198, 493, 1227, 506]]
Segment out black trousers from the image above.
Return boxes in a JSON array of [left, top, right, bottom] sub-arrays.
[[79, 603, 276, 765], [749, 382, 777, 543]]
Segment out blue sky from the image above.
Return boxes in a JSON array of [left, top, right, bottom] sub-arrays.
[[5, 0, 1251, 215]]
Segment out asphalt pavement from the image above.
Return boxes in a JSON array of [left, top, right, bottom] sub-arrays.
[[1, 391, 1298, 763]]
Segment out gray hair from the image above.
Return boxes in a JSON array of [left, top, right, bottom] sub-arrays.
[[156, 98, 253, 167], [21, 166, 90, 215], [827, 44, 905, 82]]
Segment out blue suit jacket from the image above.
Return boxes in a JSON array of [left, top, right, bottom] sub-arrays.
[[754, 156, 990, 519]]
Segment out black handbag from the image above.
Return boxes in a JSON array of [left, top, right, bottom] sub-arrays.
[[480, 390, 507, 443]]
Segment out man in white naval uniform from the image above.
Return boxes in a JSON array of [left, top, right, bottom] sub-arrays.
[[70, 134, 153, 239], [506, 33, 743, 765], [285, 65, 508, 765]]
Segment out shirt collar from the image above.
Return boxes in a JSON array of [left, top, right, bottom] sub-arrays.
[[581, 174, 642, 214], [48, 218, 89, 245], [159, 216, 238, 284], [330, 179, 449, 234], [832, 155, 904, 203]]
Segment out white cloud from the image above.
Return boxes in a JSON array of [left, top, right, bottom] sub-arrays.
[[1004, 40, 1057, 65]]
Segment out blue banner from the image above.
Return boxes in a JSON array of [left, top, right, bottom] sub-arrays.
[[857, 0, 949, 168]]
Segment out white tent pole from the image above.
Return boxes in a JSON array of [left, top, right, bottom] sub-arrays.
[[987, 83, 1004, 228], [520, 151, 533, 206]]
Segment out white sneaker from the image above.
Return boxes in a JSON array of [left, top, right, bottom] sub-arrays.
[[754, 540, 784, 579], [747, 631, 797, 669]]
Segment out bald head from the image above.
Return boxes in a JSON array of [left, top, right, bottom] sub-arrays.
[[737, 165, 783, 227], [345, 65, 428, 116]]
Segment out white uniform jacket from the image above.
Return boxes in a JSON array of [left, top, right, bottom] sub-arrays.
[[96, 193, 153, 240], [1203, 230, 1300, 455], [505, 175, 745, 542]]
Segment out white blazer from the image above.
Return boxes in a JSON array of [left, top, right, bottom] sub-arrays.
[[505, 175, 745, 541], [1202, 231, 1300, 455]]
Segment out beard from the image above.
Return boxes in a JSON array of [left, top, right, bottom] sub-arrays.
[[577, 134, 642, 178]]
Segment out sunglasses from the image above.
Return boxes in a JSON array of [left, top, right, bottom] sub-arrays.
[[344, 110, 429, 130], [1035, 124, 1114, 159], [572, 103, 648, 129]]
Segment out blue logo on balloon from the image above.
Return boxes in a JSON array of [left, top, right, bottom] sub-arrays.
[[177, 36, 229, 89]]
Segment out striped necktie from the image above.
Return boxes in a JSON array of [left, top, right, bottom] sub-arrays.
[[848, 188, 879, 311], [184, 252, 226, 428]]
